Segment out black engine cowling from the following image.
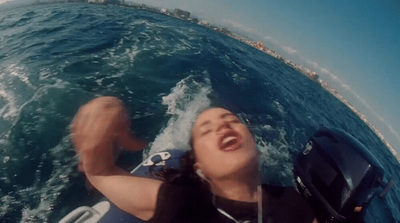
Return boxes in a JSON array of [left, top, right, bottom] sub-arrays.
[[293, 127, 388, 223]]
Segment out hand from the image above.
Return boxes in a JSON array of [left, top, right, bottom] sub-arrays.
[[71, 97, 161, 220], [71, 96, 143, 175]]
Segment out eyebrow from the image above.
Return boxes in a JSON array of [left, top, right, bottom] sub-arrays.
[[198, 112, 237, 128], [221, 112, 237, 119]]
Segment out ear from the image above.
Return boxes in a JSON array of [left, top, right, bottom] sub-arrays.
[[193, 162, 205, 178], [193, 162, 201, 173]]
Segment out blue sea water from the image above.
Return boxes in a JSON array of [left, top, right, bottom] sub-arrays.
[[0, 3, 399, 222]]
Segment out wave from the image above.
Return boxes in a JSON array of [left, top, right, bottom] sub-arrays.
[[148, 73, 212, 155], [20, 135, 76, 223], [0, 64, 37, 131], [1, 84, 88, 222], [0, 87, 19, 121], [255, 126, 293, 186]]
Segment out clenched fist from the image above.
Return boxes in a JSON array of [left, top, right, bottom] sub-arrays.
[[71, 96, 146, 176]]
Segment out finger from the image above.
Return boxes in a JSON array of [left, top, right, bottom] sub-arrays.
[[115, 106, 130, 132], [71, 104, 89, 148], [71, 104, 87, 132]]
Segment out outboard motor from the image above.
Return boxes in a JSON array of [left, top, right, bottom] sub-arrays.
[[293, 127, 394, 223]]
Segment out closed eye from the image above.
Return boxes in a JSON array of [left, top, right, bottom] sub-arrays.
[[201, 129, 212, 135], [226, 118, 241, 124]]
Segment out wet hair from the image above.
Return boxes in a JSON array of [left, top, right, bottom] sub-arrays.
[[149, 109, 202, 186], [150, 148, 205, 187]]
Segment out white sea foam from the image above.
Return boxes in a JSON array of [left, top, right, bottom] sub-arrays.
[[0, 195, 20, 218], [6, 64, 35, 89], [149, 74, 211, 155], [231, 60, 247, 72], [0, 87, 19, 120], [256, 126, 293, 186], [273, 100, 286, 116], [125, 44, 140, 63], [19, 135, 75, 223], [231, 73, 248, 85], [1, 80, 70, 141], [124, 20, 196, 58], [0, 64, 36, 121], [1, 77, 74, 221], [1, 62, 69, 122], [101, 32, 142, 76]]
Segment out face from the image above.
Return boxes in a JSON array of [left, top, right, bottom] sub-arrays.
[[191, 108, 258, 181]]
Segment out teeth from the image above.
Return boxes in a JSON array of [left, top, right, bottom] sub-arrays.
[[222, 136, 236, 145]]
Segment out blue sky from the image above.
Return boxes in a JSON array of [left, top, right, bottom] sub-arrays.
[[130, 0, 400, 156], [1, 0, 399, 156]]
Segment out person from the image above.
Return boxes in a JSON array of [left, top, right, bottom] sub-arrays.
[[71, 96, 317, 223]]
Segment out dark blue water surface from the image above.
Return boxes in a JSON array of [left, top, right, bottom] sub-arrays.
[[0, 3, 399, 222]]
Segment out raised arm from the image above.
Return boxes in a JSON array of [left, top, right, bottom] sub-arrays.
[[71, 96, 161, 220]]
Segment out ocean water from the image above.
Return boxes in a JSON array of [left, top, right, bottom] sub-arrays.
[[0, 3, 399, 222]]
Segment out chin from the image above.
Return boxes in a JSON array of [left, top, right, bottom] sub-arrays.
[[228, 152, 259, 175]]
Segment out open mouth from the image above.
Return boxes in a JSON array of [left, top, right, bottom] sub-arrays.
[[219, 131, 242, 151]]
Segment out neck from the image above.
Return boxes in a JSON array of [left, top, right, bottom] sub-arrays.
[[210, 172, 260, 202]]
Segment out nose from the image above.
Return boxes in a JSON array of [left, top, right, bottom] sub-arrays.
[[216, 119, 232, 133]]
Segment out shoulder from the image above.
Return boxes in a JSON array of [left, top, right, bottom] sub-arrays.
[[262, 184, 315, 223], [263, 184, 305, 201], [158, 181, 211, 204], [149, 182, 215, 223]]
